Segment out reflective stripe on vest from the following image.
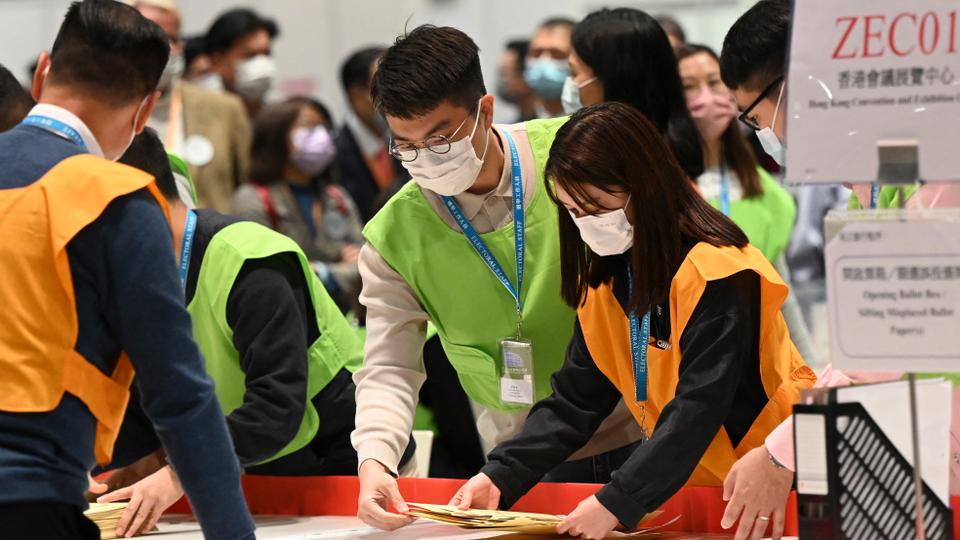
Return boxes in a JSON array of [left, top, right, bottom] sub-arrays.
[[577, 243, 817, 486], [186, 220, 363, 464], [0, 154, 169, 464]]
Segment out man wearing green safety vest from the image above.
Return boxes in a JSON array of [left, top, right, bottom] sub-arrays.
[[96, 129, 404, 536], [353, 25, 645, 531]]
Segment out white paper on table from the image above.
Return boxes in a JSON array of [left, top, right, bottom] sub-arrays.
[[835, 378, 951, 505]]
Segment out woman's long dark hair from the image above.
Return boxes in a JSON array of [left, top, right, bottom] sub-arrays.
[[572, 7, 704, 180], [676, 43, 762, 198], [249, 100, 301, 185], [546, 102, 748, 312]]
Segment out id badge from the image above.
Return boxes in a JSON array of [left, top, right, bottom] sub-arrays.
[[500, 338, 534, 405]]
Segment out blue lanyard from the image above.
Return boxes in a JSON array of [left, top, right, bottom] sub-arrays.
[[625, 264, 651, 403], [179, 210, 197, 287], [441, 129, 525, 333], [21, 115, 86, 149], [718, 163, 731, 216], [870, 183, 880, 209]]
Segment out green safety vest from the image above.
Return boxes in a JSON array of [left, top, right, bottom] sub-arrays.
[[187, 221, 363, 463], [363, 118, 575, 412], [705, 167, 796, 262], [848, 183, 921, 210]]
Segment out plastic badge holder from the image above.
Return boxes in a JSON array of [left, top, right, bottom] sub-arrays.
[[500, 338, 534, 405], [794, 401, 954, 539]]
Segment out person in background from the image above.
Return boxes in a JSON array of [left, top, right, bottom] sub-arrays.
[[0, 1, 252, 538], [720, 4, 960, 538], [336, 46, 408, 221], [452, 102, 815, 540], [562, 7, 703, 180], [677, 44, 793, 263], [98, 128, 375, 536], [0, 63, 34, 132], [354, 25, 645, 531], [720, 0, 847, 325], [233, 97, 364, 310], [182, 34, 211, 81], [498, 39, 537, 123], [524, 17, 575, 118], [655, 14, 686, 49], [202, 7, 279, 117], [677, 41, 816, 379], [130, 0, 251, 214]]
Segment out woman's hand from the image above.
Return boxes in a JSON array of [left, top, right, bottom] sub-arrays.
[[448, 473, 501, 510], [556, 495, 620, 539], [97, 465, 184, 538]]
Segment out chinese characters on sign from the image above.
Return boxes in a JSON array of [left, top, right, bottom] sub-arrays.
[[837, 66, 956, 89], [826, 217, 960, 372], [786, 3, 960, 183]]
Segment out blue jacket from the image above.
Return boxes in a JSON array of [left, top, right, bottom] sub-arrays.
[[0, 124, 255, 540]]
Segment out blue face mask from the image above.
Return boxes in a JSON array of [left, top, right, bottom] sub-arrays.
[[524, 58, 569, 100]]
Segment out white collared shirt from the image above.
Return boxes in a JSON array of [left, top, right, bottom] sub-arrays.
[[26, 103, 105, 158], [343, 109, 386, 160]]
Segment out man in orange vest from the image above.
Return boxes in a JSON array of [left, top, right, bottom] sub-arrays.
[[0, 1, 253, 539]]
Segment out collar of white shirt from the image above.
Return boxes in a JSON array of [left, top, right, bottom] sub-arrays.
[[344, 109, 386, 160], [27, 103, 105, 158], [451, 127, 513, 221]]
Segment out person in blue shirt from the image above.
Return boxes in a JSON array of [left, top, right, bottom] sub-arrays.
[[0, 1, 253, 539]]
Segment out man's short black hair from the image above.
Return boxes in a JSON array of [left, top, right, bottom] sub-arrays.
[[655, 15, 686, 44], [49, 0, 169, 105], [506, 40, 530, 73], [539, 17, 576, 31], [118, 127, 179, 202], [720, 0, 791, 91], [372, 25, 485, 120], [0, 64, 35, 132], [340, 46, 385, 93], [205, 8, 279, 55]]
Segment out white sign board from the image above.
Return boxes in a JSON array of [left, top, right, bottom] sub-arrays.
[[826, 213, 960, 372], [786, 1, 960, 183]]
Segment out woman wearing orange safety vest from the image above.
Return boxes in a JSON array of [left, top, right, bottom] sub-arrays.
[[452, 102, 816, 540]]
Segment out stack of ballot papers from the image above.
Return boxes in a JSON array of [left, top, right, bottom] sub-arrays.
[[406, 503, 674, 537], [84, 502, 128, 540]]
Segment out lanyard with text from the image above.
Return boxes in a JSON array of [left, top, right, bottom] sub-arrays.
[[441, 129, 525, 337], [718, 163, 731, 216], [22, 115, 86, 149], [626, 263, 651, 403], [179, 210, 197, 287], [870, 182, 880, 209]]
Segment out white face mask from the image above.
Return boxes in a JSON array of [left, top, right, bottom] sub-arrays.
[[400, 101, 490, 197], [157, 52, 184, 92], [569, 196, 634, 256], [756, 82, 786, 166], [108, 96, 150, 162], [234, 54, 276, 102], [561, 76, 596, 115]]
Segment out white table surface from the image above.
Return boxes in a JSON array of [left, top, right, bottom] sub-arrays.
[[150, 515, 790, 539]]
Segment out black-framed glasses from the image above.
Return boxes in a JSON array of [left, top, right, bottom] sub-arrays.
[[737, 75, 785, 131], [389, 107, 478, 162]]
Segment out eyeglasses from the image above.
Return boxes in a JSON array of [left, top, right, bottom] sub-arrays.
[[389, 106, 478, 162], [737, 75, 785, 131]]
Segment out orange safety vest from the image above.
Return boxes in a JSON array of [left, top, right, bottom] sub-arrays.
[[578, 242, 816, 486], [0, 154, 170, 465]]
